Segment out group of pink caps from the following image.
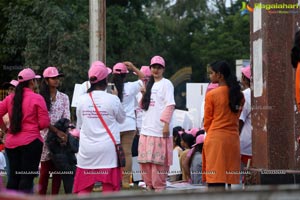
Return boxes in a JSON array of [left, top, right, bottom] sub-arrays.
[[88, 55, 164, 83]]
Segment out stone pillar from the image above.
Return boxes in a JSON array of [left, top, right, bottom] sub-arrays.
[[250, 0, 300, 182], [292, 13, 300, 171]]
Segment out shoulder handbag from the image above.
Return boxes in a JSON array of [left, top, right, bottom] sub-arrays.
[[89, 92, 126, 167]]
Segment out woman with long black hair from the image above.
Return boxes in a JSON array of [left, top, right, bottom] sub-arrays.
[[0, 68, 50, 193], [203, 61, 244, 189], [138, 55, 175, 192], [111, 62, 144, 188], [38, 66, 71, 194]]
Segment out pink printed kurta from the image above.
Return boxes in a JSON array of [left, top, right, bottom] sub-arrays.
[[40, 91, 70, 161]]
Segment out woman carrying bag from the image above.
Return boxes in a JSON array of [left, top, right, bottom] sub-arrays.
[[73, 61, 126, 194]]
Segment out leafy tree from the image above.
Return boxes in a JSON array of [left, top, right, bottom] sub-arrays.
[[191, 0, 249, 75], [1, 0, 89, 96], [106, 0, 160, 81], [0, 0, 250, 110]]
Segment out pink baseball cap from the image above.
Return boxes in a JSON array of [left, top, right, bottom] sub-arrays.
[[134, 66, 151, 77], [192, 134, 205, 147], [140, 66, 151, 77], [69, 128, 80, 138], [9, 80, 19, 87], [43, 66, 64, 78], [88, 61, 112, 83], [150, 55, 165, 68], [2, 80, 19, 89], [185, 128, 199, 137], [112, 63, 129, 74], [241, 65, 251, 79], [18, 68, 41, 82]]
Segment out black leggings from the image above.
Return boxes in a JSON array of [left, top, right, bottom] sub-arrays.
[[61, 173, 75, 193], [6, 139, 43, 193]]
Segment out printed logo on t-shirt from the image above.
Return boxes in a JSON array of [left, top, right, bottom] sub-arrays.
[[150, 90, 157, 107], [82, 110, 109, 118], [150, 99, 155, 107]]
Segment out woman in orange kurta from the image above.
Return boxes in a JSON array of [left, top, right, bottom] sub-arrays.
[[203, 61, 244, 188]]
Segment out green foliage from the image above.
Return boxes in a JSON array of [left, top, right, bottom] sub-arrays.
[[0, 0, 250, 107], [151, 0, 250, 80], [1, 0, 89, 96], [106, 5, 159, 68]]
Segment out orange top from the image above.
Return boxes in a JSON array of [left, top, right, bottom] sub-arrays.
[[295, 63, 300, 111], [203, 86, 244, 184]]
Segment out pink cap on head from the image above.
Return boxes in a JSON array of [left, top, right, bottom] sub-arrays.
[[10, 80, 19, 87], [192, 134, 205, 147], [112, 63, 129, 74], [140, 66, 151, 77], [134, 66, 151, 77], [43, 66, 64, 78], [2, 80, 19, 89], [150, 55, 165, 68], [241, 65, 251, 79], [18, 68, 41, 82], [206, 83, 219, 94], [185, 128, 199, 137], [88, 61, 112, 83]]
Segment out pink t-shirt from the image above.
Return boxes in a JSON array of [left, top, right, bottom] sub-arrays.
[[0, 88, 50, 148]]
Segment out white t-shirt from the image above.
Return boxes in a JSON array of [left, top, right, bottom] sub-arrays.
[[76, 90, 126, 169], [141, 78, 175, 137], [76, 81, 90, 100], [135, 91, 143, 132], [239, 88, 252, 156], [119, 81, 142, 132]]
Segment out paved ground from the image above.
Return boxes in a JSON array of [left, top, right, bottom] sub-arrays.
[[1, 184, 300, 200]]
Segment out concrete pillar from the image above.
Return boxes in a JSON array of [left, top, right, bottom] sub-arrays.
[[89, 0, 106, 64], [250, 0, 300, 180], [292, 12, 300, 171]]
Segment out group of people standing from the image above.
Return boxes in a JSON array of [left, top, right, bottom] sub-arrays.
[[0, 66, 78, 194], [73, 56, 176, 193], [4, 29, 300, 195], [170, 61, 252, 189], [0, 54, 254, 194], [0, 55, 178, 194]]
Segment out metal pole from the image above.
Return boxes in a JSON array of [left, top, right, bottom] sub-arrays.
[[89, 0, 106, 65]]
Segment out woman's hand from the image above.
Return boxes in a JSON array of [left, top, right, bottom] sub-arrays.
[[56, 130, 67, 145], [123, 61, 134, 71], [123, 61, 145, 80], [49, 125, 67, 145]]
